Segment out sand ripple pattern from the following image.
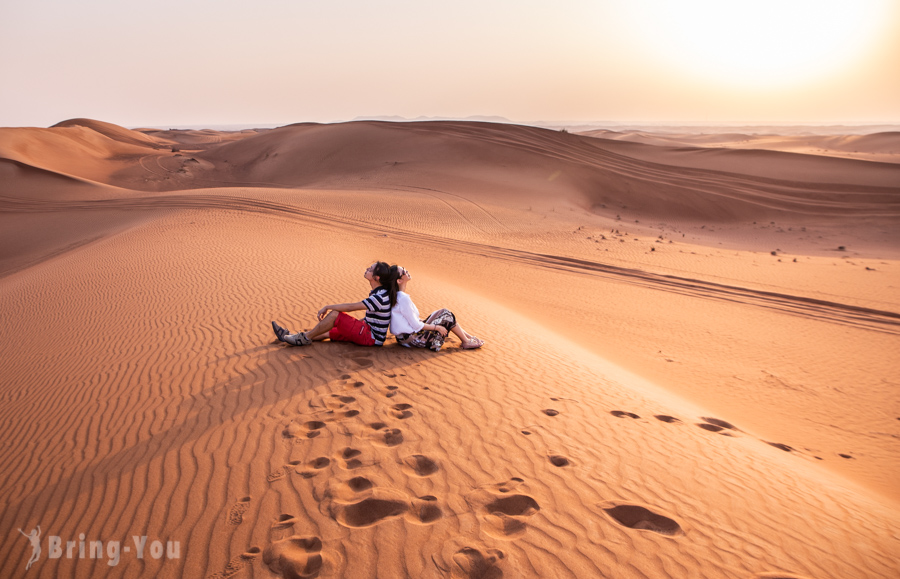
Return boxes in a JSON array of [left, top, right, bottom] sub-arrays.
[[2, 191, 897, 334], [1, 134, 898, 576]]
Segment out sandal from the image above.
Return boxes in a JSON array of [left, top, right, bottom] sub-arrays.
[[462, 337, 484, 350], [272, 321, 290, 342], [286, 332, 312, 346]]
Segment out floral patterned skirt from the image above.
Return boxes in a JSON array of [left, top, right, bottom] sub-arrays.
[[396, 308, 457, 351]]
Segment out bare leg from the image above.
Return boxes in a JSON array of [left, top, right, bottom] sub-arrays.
[[284, 310, 339, 345], [304, 310, 340, 341], [425, 309, 479, 346], [451, 324, 470, 343]]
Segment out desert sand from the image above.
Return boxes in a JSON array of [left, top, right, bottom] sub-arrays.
[[1, 118, 898, 578]]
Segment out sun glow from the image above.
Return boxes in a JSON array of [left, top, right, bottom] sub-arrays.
[[631, 0, 893, 88]]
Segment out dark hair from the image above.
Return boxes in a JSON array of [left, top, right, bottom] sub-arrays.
[[372, 261, 399, 307]]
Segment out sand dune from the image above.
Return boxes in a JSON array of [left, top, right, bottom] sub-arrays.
[[1, 120, 898, 578], [580, 128, 900, 165], [52, 118, 167, 149]]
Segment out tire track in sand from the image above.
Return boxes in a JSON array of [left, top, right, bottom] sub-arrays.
[[3, 192, 898, 334]]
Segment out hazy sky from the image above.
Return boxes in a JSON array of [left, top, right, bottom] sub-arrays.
[[2, 0, 899, 128]]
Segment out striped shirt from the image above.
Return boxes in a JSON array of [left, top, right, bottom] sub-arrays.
[[362, 287, 392, 346]]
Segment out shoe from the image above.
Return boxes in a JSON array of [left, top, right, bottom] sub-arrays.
[[284, 332, 311, 346], [272, 321, 290, 342]]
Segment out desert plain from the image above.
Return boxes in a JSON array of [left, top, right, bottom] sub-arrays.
[[0, 118, 898, 578]]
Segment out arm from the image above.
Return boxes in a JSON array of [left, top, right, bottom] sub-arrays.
[[424, 321, 448, 336], [405, 297, 447, 336], [317, 302, 366, 320], [396, 294, 425, 334]]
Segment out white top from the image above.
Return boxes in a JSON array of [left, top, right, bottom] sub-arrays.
[[390, 291, 425, 335]]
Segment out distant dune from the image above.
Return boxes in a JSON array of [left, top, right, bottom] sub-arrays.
[[1, 119, 898, 578], [4, 119, 900, 222], [579, 127, 900, 166], [52, 117, 165, 149]]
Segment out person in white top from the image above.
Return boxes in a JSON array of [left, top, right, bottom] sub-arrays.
[[390, 265, 484, 351]]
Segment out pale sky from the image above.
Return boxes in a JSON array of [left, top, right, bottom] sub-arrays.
[[2, 0, 899, 128]]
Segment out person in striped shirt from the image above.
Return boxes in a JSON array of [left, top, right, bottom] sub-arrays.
[[271, 261, 398, 347]]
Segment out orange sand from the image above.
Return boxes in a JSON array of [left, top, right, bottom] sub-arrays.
[[1, 119, 898, 578]]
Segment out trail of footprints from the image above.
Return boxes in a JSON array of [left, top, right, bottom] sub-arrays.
[[216, 354, 820, 578], [216, 362, 457, 578], [548, 402, 854, 463], [533, 402, 854, 563], [224, 375, 692, 578]]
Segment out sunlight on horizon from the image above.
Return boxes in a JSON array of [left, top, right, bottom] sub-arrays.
[[629, 0, 894, 88]]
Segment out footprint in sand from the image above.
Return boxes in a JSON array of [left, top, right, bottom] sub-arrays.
[[600, 502, 683, 536], [344, 352, 374, 369], [449, 546, 505, 579], [271, 514, 299, 530], [701, 417, 739, 430], [303, 421, 327, 439], [494, 477, 525, 493], [318, 393, 356, 411], [369, 423, 404, 447], [206, 547, 261, 579], [483, 512, 528, 539], [548, 455, 570, 467], [227, 496, 252, 525], [468, 479, 541, 540], [654, 415, 682, 424], [542, 409, 559, 417], [485, 494, 541, 517], [696, 417, 739, 436], [337, 447, 365, 470], [391, 403, 413, 419], [407, 495, 443, 525], [383, 385, 400, 398], [296, 457, 331, 479], [345, 476, 375, 493], [329, 488, 409, 528], [282, 421, 303, 439], [324, 478, 434, 530], [270, 460, 309, 482], [282, 420, 326, 440], [610, 410, 640, 419], [323, 475, 378, 503], [766, 442, 795, 452], [402, 454, 439, 477], [263, 536, 334, 579], [267, 466, 288, 483]]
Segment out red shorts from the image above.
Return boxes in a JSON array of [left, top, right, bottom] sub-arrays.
[[329, 312, 376, 346]]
